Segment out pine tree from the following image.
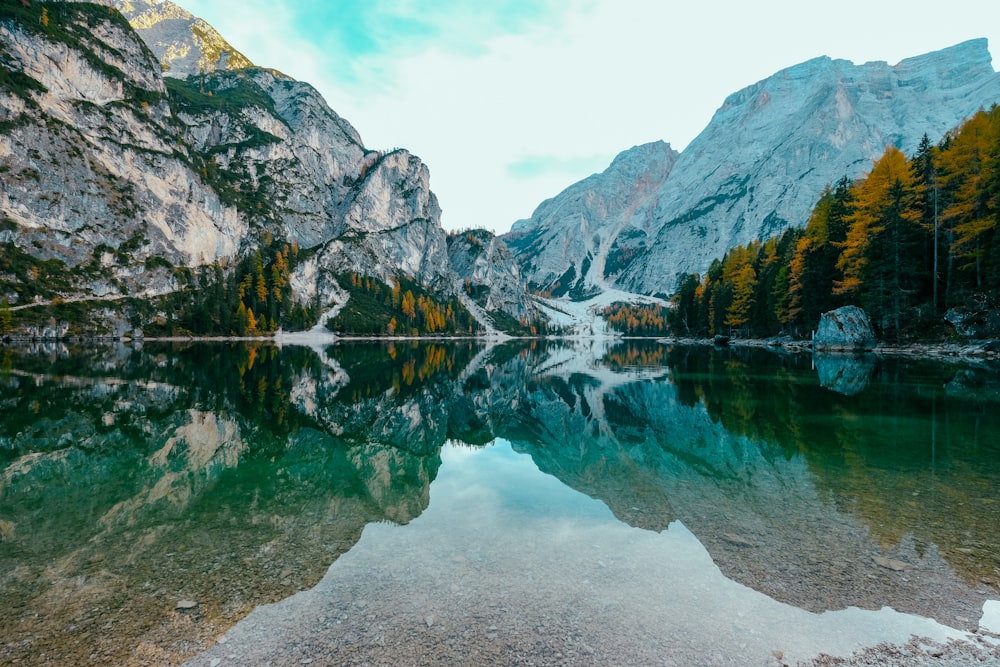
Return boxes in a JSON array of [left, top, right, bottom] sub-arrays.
[[859, 178, 923, 339], [937, 109, 1000, 301], [725, 263, 757, 332], [836, 147, 912, 298], [0, 299, 12, 333], [234, 301, 250, 335]]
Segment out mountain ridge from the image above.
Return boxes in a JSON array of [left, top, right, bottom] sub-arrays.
[[507, 38, 1000, 297]]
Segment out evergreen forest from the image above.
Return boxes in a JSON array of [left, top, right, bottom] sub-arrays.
[[666, 106, 1000, 342]]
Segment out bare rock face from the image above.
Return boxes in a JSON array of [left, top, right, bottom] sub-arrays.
[[312, 150, 455, 294], [0, 2, 242, 293], [447, 229, 536, 321], [1, 2, 500, 322], [509, 40, 1000, 297], [813, 306, 877, 350], [505, 141, 679, 294]]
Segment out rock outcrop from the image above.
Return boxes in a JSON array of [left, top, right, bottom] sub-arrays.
[[944, 305, 1000, 340], [447, 229, 536, 322]]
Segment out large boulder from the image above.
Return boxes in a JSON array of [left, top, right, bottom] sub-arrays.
[[813, 306, 877, 350]]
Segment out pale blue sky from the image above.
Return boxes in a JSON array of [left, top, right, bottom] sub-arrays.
[[181, 0, 1000, 234]]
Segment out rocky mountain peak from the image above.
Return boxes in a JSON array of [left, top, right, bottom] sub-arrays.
[[112, 0, 253, 77], [505, 141, 679, 295], [892, 38, 994, 84], [510, 40, 1000, 298]]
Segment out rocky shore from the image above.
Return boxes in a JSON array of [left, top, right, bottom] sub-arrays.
[[658, 335, 1000, 361]]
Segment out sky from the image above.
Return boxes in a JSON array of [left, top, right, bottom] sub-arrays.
[[179, 0, 1000, 234]]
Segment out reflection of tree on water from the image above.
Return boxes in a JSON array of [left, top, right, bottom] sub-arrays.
[[493, 341, 1000, 629], [3, 340, 1000, 665], [0, 341, 468, 667]]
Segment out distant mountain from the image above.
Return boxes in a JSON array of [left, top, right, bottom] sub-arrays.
[[447, 228, 537, 326], [505, 141, 678, 297], [507, 39, 1000, 296]]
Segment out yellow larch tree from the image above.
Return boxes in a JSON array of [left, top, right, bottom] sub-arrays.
[[835, 146, 913, 297]]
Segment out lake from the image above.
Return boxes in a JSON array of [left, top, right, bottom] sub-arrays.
[[1, 340, 999, 666]]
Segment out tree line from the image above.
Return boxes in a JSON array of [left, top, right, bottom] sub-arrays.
[[668, 106, 1000, 342], [154, 233, 316, 336], [327, 272, 479, 336]]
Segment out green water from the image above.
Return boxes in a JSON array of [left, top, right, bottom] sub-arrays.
[[1, 341, 998, 665]]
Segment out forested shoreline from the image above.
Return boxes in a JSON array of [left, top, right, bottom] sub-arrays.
[[661, 106, 1000, 343]]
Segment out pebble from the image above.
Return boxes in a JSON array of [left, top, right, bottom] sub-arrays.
[[873, 556, 908, 571], [425, 615, 434, 627], [210, 659, 221, 667], [175, 600, 199, 610], [722, 533, 755, 547]]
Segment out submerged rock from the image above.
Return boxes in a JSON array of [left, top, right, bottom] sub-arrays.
[[813, 306, 877, 351]]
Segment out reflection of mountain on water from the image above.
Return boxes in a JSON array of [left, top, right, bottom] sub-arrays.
[[494, 344, 1000, 631], [0, 342, 458, 666], [3, 340, 1000, 664]]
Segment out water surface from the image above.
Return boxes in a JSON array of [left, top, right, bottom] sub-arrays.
[[1, 341, 998, 665]]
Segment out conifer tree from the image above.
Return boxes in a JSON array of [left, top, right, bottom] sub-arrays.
[[836, 147, 912, 298]]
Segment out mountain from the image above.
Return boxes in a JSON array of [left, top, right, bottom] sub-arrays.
[[116, 0, 252, 77], [507, 39, 1000, 296], [0, 1, 521, 336], [447, 228, 537, 327], [505, 140, 679, 297]]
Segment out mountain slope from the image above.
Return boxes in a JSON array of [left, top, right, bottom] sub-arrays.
[[116, 0, 253, 77], [505, 140, 678, 295], [447, 228, 537, 325], [0, 1, 509, 335], [507, 39, 1000, 296]]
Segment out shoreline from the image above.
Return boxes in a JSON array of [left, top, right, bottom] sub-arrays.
[[655, 335, 1000, 360], [4, 331, 1000, 362]]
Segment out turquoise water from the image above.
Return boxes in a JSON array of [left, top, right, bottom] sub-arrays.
[[1, 341, 998, 665]]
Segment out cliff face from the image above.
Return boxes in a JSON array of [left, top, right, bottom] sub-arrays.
[[507, 40, 1000, 296], [447, 228, 536, 321], [505, 141, 679, 295], [0, 2, 522, 332], [116, 0, 253, 77], [0, 2, 242, 292]]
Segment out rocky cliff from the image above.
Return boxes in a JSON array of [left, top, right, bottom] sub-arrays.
[[447, 228, 537, 323], [505, 141, 678, 295], [507, 40, 1000, 296], [0, 1, 519, 334]]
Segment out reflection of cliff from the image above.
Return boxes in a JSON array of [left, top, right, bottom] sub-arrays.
[[3, 340, 999, 665], [490, 343, 1000, 630], [0, 343, 449, 666]]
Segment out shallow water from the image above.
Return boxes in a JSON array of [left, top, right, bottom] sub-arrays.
[[1, 340, 998, 665]]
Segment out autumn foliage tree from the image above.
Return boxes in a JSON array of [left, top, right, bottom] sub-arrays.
[[666, 104, 1000, 341]]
